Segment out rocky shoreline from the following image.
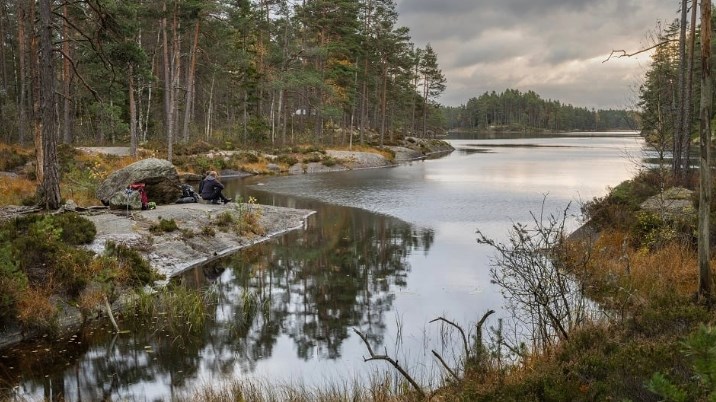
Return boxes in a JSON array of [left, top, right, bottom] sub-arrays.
[[0, 137, 454, 349], [85, 203, 315, 280], [0, 203, 314, 349]]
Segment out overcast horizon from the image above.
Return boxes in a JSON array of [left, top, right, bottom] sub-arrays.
[[396, 0, 681, 110]]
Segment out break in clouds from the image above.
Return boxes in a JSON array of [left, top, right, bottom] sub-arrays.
[[396, 0, 680, 109]]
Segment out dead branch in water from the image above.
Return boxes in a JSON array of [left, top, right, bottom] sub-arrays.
[[430, 310, 496, 380], [353, 328, 425, 399]]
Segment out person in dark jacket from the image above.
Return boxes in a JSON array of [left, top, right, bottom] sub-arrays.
[[199, 171, 232, 204]]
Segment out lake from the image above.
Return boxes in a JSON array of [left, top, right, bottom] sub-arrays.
[[0, 132, 644, 400]]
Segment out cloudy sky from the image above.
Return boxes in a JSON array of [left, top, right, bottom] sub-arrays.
[[396, 0, 681, 109]]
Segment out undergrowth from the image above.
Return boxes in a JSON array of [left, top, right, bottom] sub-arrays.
[[441, 168, 716, 401], [0, 212, 157, 333]]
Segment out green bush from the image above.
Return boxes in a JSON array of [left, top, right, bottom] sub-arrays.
[[52, 212, 97, 245], [631, 211, 677, 249], [149, 217, 179, 234], [276, 154, 298, 166], [321, 157, 337, 167], [582, 171, 662, 231], [0, 148, 30, 172], [0, 245, 28, 321], [0, 214, 97, 297], [648, 324, 716, 402], [238, 152, 259, 163], [303, 152, 322, 163], [103, 241, 158, 286]]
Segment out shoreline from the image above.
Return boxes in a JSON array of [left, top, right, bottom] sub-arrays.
[[0, 203, 315, 349], [0, 138, 454, 350]]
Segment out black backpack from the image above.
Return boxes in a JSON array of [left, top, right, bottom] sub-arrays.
[[176, 184, 199, 203]]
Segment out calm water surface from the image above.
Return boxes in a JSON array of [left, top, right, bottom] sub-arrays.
[[0, 132, 644, 400]]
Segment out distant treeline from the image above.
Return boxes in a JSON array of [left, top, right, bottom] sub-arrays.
[[442, 89, 640, 132]]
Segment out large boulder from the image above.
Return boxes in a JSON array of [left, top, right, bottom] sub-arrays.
[[96, 158, 181, 207]]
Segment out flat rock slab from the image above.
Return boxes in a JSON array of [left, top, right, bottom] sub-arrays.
[[640, 186, 695, 221], [85, 203, 314, 279]]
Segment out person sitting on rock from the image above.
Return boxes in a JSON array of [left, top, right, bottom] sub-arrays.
[[200, 171, 232, 204]]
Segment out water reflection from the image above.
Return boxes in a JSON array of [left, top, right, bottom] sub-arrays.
[[0, 133, 643, 400], [178, 203, 435, 364], [0, 200, 434, 400]]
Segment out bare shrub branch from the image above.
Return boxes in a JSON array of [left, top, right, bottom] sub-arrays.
[[353, 328, 425, 399], [430, 316, 470, 358], [477, 198, 593, 353]]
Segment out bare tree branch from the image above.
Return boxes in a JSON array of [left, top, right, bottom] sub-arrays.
[[56, 49, 101, 102], [431, 350, 460, 382], [430, 316, 471, 358], [353, 328, 425, 399], [603, 39, 677, 63]]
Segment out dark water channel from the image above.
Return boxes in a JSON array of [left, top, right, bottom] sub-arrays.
[[0, 132, 644, 400]]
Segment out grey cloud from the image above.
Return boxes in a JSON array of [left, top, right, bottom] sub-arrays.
[[397, 0, 677, 108]]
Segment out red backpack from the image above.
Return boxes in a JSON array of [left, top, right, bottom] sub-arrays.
[[129, 182, 149, 209]]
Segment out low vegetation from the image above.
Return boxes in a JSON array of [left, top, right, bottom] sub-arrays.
[[214, 196, 265, 237], [149, 217, 180, 234], [438, 169, 716, 401], [125, 284, 214, 338], [0, 213, 158, 333]]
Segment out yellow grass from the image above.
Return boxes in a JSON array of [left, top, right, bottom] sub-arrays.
[[0, 175, 36, 205], [575, 229, 700, 301], [332, 144, 394, 159]]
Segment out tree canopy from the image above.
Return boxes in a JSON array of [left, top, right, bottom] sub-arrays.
[[443, 89, 639, 132], [0, 0, 447, 153]]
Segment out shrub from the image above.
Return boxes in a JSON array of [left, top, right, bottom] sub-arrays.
[[302, 152, 322, 163], [0, 147, 30, 172], [631, 211, 678, 250], [53, 247, 97, 297], [648, 324, 716, 401], [321, 157, 337, 167], [200, 226, 216, 237], [276, 154, 298, 166], [52, 212, 97, 245], [0, 245, 28, 322], [238, 152, 260, 163], [16, 287, 58, 332], [149, 217, 179, 234], [582, 171, 662, 231], [102, 241, 159, 286], [1, 214, 95, 295], [214, 211, 236, 230]]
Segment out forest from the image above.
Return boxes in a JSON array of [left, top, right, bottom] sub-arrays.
[[0, 0, 446, 157], [442, 88, 640, 132]]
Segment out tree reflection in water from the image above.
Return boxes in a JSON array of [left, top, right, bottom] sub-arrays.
[[178, 202, 435, 370], [0, 202, 434, 401]]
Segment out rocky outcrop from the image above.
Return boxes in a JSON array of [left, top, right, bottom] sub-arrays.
[[640, 187, 695, 221], [96, 158, 181, 207]]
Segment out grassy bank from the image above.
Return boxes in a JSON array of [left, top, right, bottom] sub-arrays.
[[438, 169, 716, 401]]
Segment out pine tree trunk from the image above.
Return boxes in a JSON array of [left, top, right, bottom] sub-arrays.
[[182, 20, 200, 144], [39, 0, 60, 209], [698, 0, 713, 302], [684, 0, 698, 175], [675, 0, 688, 178], [30, 0, 43, 183], [161, 1, 173, 161], [0, 2, 7, 95], [17, 4, 28, 146], [62, 2, 72, 145], [129, 65, 138, 158]]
